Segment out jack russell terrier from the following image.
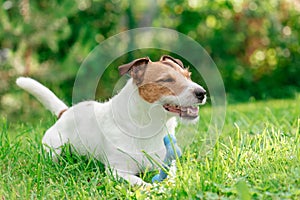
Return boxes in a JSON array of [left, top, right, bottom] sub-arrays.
[[16, 55, 206, 186]]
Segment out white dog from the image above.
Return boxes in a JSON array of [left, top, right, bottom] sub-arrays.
[[16, 55, 206, 186]]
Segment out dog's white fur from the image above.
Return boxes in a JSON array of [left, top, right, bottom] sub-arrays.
[[16, 56, 206, 186]]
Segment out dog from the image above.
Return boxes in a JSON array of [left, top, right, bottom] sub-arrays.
[[16, 55, 206, 186]]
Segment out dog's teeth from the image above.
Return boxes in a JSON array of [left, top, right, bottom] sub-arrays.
[[187, 107, 197, 115]]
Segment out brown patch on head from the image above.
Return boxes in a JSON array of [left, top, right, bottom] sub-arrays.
[[160, 55, 191, 79], [120, 56, 193, 103], [138, 83, 175, 103], [138, 60, 190, 103], [177, 68, 191, 79], [160, 55, 184, 68]]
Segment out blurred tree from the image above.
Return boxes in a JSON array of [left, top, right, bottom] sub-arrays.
[[0, 0, 123, 119], [0, 0, 299, 121], [157, 0, 300, 101]]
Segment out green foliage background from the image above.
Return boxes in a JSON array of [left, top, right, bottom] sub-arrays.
[[0, 0, 299, 120]]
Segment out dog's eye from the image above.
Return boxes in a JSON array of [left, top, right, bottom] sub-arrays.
[[157, 77, 175, 83]]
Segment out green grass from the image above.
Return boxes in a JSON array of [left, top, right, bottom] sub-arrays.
[[1, 97, 300, 199]]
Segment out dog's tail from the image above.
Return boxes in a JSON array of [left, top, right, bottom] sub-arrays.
[[16, 77, 68, 117]]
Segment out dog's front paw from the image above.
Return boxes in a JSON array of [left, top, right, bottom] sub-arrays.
[[135, 181, 152, 195], [141, 182, 152, 190]]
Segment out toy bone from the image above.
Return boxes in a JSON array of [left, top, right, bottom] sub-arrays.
[[152, 134, 182, 183]]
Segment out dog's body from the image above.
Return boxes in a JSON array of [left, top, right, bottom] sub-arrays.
[[17, 55, 206, 186]]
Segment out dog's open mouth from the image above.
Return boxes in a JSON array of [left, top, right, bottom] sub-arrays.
[[163, 104, 199, 119]]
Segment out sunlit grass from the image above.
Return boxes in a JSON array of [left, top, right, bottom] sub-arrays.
[[1, 96, 299, 199]]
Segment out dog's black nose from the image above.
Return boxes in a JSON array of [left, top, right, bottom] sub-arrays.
[[194, 88, 206, 101]]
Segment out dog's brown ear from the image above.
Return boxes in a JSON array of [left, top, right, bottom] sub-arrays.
[[160, 55, 184, 68], [118, 57, 150, 76]]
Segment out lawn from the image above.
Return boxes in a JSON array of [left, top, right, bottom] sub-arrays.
[[1, 96, 299, 199]]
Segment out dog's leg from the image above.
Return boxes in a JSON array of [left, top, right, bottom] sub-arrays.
[[42, 126, 68, 161], [109, 168, 151, 187]]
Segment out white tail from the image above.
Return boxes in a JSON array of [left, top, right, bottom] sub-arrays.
[[16, 77, 68, 117]]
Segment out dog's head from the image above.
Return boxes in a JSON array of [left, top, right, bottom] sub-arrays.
[[119, 55, 206, 121]]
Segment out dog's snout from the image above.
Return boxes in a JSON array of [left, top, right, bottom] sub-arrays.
[[194, 88, 206, 101]]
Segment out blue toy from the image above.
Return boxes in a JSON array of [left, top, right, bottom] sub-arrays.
[[152, 134, 182, 183]]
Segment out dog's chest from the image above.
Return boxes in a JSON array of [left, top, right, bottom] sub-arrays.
[[92, 104, 167, 171]]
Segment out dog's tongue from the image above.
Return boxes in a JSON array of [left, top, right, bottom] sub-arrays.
[[163, 104, 199, 119]]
